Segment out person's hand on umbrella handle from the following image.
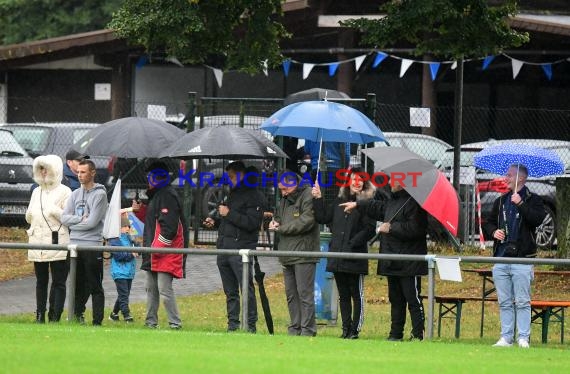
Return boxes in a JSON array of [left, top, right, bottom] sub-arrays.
[[378, 222, 391, 234], [340, 201, 357, 213], [312, 180, 322, 199], [493, 229, 506, 241], [203, 217, 215, 229], [132, 200, 142, 212], [511, 193, 522, 206]]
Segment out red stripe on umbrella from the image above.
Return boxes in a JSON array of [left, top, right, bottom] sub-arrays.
[[421, 171, 459, 236]]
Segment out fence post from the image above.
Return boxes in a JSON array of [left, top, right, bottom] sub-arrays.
[[239, 249, 250, 331], [556, 175, 570, 260], [425, 254, 437, 340], [67, 245, 78, 322]]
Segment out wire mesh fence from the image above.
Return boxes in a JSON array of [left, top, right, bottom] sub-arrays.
[[1, 94, 569, 249]]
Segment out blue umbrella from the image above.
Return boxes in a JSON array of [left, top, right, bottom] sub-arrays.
[[473, 143, 564, 178], [261, 100, 385, 173]]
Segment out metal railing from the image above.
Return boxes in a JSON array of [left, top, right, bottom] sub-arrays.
[[2, 242, 570, 339]]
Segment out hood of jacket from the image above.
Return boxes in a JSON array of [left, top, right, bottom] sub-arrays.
[[338, 180, 375, 201], [33, 155, 64, 190]]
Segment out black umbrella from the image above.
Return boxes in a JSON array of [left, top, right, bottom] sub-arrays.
[[74, 117, 185, 158], [254, 225, 274, 334], [160, 126, 288, 159], [284, 87, 350, 105]]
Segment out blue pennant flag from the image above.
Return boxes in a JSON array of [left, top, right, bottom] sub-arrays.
[[135, 55, 148, 70], [541, 64, 553, 81], [482, 56, 495, 70], [429, 62, 440, 81], [372, 52, 388, 68], [282, 59, 291, 77], [328, 63, 339, 77]]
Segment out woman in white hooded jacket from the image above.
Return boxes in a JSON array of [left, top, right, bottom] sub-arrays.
[[26, 155, 72, 323]]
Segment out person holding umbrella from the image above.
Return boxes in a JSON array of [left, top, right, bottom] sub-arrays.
[[311, 168, 376, 339], [203, 161, 263, 333], [483, 164, 546, 348]]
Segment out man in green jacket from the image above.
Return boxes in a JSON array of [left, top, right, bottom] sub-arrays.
[[269, 171, 320, 336]]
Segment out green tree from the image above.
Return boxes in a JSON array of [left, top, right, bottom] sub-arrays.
[[342, 0, 529, 190], [0, 0, 123, 45], [108, 0, 289, 74]]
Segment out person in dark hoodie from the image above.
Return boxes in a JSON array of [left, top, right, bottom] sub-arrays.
[[61, 159, 108, 326], [312, 167, 376, 339], [203, 161, 263, 333], [269, 171, 320, 336], [62, 149, 84, 191], [342, 179, 428, 341], [139, 160, 188, 330]]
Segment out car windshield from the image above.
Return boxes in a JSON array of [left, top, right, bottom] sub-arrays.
[[0, 130, 28, 155], [4, 126, 51, 154]]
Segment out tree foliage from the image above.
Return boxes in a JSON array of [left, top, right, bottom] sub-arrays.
[[0, 0, 122, 45], [341, 0, 529, 59], [108, 0, 289, 74]]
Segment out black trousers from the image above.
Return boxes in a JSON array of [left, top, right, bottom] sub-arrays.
[[387, 275, 425, 339], [75, 251, 105, 325], [334, 272, 364, 333], [217, 254, 258, 330], [34, 260, 69, 321], [112, 279, 133, 317]]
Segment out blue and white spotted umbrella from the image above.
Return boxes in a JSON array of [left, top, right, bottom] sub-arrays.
[[473, 143, 565, 178]]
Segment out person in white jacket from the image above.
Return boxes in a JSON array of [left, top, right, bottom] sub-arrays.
[[26, 155, 72, 323]]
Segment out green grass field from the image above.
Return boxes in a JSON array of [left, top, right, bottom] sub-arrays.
[[1, 322, 569, 373]]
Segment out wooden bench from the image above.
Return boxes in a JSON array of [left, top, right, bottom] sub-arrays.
[[531, 300, 570, 344], [423, 296, 497, 338]]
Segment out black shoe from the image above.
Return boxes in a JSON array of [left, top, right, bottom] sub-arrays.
[[387, 336, 403, 342], [35, 311, 45, 324], [109, 312, 120, 322], [409, 334, 423, 341], [347, 331, 359, 339], [124, 315, 134, 323], [227, 326, 239, 332], [247, 327, 257, 334], [340, 329, 349, 339], [145, 322, 158, 329], [75, 315, 85, 325], [169, 323, 182, 330]]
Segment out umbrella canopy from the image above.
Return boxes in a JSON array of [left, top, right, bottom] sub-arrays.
[[74, 117, 185, 158], [473, 143, 565, 178], [261, 100, 385, 144], [284, 87, 350, 105], [362, 147, 459, 236], [126, 211, 144, 238], [160, 126, 288, 159]]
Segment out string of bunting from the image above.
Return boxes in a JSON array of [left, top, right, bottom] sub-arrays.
[[135, 51, 570, 88]]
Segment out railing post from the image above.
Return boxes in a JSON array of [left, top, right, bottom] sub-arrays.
[[67, 245, 78, 322], [239, 249, 250, 331], [425, 254, 437, 340]]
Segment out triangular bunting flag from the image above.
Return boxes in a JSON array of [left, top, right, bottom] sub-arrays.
[[541, 64, 552, 80], [372, 52, 388, 68], [263, 60, 269, 77], [429, 62, 440, 81], [451, 61, 457, 70], [282, 59, 291, 77], [399, 59, 413, 78], [511, 59, 524, 79], [213, 68, 223, 88], [329, 63, 339, 77], [303, 63, 315, 80], [482, 56, 495, 70], [136, 55, 148, 70], [354, 55, 367, 72]]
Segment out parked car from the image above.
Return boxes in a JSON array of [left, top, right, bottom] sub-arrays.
[[1, 123, 111, 186], [0, 128, 35, 222], [437, 139, 570, 248], [374, 132, 452, 165]]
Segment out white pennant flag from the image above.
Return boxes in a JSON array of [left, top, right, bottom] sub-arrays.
[[511, 59, 524, 79], [263, 60, 269, 77], [399, 59, 413, 78], [354, 55, 367, 72], [451, 61, 457, 70], [303, 63, 315, 80], [213, 68, 223, 88]]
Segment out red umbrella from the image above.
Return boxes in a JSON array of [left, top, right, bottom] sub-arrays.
[[362, 147, 459, 236]]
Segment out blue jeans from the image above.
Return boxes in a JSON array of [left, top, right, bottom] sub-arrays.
[[112, 278, 133, 317], [492, 263, 534, 341]]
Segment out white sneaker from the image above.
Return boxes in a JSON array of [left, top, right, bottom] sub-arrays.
[[493, 337, 513, 347], [518, 338, 530, 348]]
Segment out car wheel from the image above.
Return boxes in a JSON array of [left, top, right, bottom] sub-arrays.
[[201, 185, 225, 220], [535, 205, 556, 249]]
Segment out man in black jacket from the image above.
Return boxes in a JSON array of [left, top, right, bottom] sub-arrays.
[[203, 161, 263, 333], [483, 164, 546, 349]]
